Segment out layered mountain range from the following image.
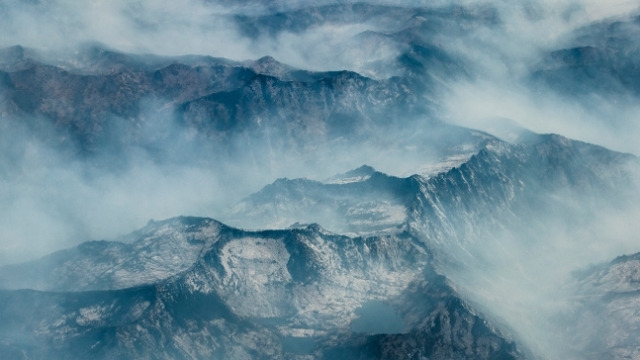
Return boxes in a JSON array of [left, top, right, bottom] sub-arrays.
[[0, 43, 422, 157], [1, 131, 638, 359], [1, 1, 639, 359]]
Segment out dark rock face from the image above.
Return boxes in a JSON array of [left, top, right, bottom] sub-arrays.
[[0, 45, 421, 157], [318, 274, 522, 360], [0, 283, 281, 360], [0, 2, 509, 163]]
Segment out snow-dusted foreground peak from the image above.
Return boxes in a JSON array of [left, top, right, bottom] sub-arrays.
[[0, 216, 524, 359]]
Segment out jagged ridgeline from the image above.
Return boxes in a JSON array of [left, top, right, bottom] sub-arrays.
[[0, 44, 424, 160], [1, 1, 640, 359]]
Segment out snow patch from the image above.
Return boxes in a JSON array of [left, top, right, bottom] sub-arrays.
[[76, 305, 110, 326], [325, 174, 372, 185]]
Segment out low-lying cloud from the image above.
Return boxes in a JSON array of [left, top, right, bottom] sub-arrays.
[[1, 6, 640, 359], [0, 0, 637, 235], [441, 79, 640, 154], [0, 112, 232, 264]]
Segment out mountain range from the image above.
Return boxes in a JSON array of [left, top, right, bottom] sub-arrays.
[[1, 1, 639, 359]]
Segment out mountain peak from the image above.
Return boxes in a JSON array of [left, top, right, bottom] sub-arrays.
[[0, 45, 25, 61], [0, 45, 33, 71], [245, 55, 292, 77]]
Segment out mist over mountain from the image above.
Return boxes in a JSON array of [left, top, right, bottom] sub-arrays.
[[0, 217, 526, 360], [1, 0, 639, 359]]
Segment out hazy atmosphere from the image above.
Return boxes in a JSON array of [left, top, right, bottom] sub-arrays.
[[1, 0, 638, 262], [0, 1, 639, 359]]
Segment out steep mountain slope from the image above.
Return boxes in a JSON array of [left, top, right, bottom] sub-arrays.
[[229, 131, 640, 359], [410, 133, 639, 267], [0, 216, 523, 360], [1, 1, 639, 359], [6, 127, 634, 359]]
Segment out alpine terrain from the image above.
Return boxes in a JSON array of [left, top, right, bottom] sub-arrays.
[[0, 1, 639, 359]]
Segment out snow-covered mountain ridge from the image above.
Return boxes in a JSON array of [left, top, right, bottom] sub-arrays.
[[1, 129, 638, 359], [1, 1, 640, 359], [0, 216, 524, 360]]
